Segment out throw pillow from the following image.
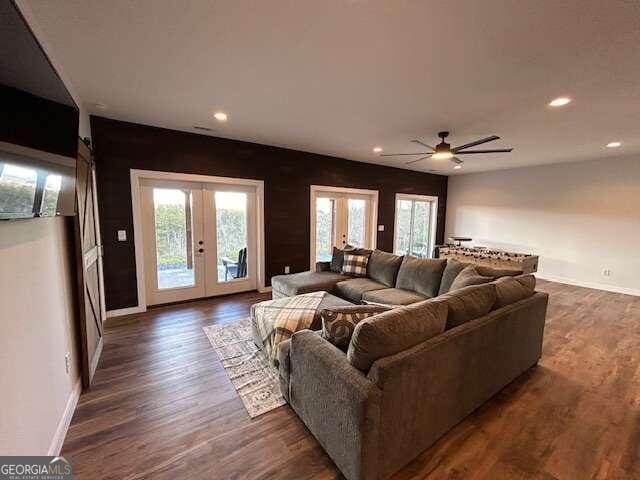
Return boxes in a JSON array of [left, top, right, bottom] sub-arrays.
[[330, 246, 372, 273], [493, 274, 536, 309], [342, 253, 369, 277], [448, 265, 494, 291], [438, 259, 470, 295], [321, 305, 391, 349], [347, 299, 448, 371]]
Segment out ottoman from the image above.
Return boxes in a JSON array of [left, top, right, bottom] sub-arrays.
[[251, 291, 353, 357]]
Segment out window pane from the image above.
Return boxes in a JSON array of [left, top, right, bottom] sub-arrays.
[[215, 191, 248, 282], [41, 174, 62, 216], [394, 199, 412, 255], [347, 198, 366, 248], [411, 201, 431, 258], [315, 197, 335, 262], [153, 188, 195, 289], [0, 163, 38, 216]]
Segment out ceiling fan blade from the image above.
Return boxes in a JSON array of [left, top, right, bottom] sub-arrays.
[[450, 156, 464, 165], [456, 148, 513, 154], [411, 139, 436, 150], [453, 135, 500, 152], [379, 152, 428, 156], [405, 156, 430, 165]]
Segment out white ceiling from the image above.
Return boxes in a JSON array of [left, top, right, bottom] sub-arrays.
[[21, 0, 640, 175]]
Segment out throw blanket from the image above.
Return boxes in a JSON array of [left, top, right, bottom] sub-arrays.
[[253, 291, 326, 362]]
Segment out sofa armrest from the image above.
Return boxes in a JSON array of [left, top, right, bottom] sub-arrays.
[[289, 330, 381, 480], [315, 261, 332, 272]]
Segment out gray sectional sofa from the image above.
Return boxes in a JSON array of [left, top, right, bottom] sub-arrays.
[[270, 249, 548, 480]]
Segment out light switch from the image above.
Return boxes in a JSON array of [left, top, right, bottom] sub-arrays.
[[284, 266, 290, 274], [117, 230, 127, 241], [377, 225, 385, 232]]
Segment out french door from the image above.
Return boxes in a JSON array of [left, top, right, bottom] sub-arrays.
[[393, 194, 438, 258], [141, 179, 257, 305], [311, 186, 378, 265]]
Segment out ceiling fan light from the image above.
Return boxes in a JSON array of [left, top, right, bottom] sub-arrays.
[[432, 151, 453, 160], [453, 165, 462, 170]]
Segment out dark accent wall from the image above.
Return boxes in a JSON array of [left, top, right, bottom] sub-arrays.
[[91, 116, 448, 311]]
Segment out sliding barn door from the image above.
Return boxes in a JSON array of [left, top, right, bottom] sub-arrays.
[[74, 139, 105, 389]]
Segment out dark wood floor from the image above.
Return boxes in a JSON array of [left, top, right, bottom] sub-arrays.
[[62, 281, 640, 479]]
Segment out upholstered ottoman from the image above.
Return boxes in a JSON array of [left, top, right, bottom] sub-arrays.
[[250, 291, 352, 361]]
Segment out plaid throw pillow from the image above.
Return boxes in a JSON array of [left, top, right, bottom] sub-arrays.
[[342, 253, 369, 277], [321, 305, 391, 349]]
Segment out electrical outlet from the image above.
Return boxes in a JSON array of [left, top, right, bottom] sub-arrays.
[[377, 225, 385, 232], [117, 230, 127, 241], [64, 352, 70, 374], [284, 266, 290, 274], [602, 268, 612, 277]]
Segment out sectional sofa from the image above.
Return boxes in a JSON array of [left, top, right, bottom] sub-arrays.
[[270, 249, 549, 480]]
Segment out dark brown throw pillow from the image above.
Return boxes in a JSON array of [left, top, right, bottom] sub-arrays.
[[321, 305, 391, 349], [448, 265, 493, 291]]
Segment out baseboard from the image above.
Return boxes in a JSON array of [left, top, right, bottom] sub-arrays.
[[106, 305, 146, 318], [258, 286, 272, 293], [48, 378, 81, 456], [537, 274, 640, 297]]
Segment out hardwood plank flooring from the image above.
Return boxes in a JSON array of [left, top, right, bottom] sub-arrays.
[[61, 282, 640, 479]]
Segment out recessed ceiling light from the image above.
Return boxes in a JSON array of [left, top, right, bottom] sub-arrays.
[[606, 141, 621, 148], [94, 103, 107, 110], [548, 97, 572, 107], [453, 165, 462, 170], [373, 146, 383, 153], [214, 112, 228, 122]]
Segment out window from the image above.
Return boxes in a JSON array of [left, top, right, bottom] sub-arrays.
[[394, 194, 438, 258]]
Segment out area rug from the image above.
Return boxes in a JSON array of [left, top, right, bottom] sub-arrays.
[[203, 318, 285, 418]]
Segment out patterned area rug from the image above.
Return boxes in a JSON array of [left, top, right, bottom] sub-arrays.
[[203, 318, 286, 418]]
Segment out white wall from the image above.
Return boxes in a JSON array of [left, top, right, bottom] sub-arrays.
[[0, 218, 81, 454], [445, 156, 640, 296]]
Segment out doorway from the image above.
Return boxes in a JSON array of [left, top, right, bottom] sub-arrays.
[[310, 186, 378, 268], [132, 171, 264, 307], [393, 193, 438, 258]]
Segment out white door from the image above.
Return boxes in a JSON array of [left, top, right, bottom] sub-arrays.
[[393, 194, 438, 258], [141, 179, 257, 305], [311, 187, 377, 264]]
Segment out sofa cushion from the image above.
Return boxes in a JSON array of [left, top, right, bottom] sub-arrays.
[[321, 304, 391, 350], [335, 277, 386, 303], [433, 283, 497, 330], [438, 259, 470, 295], [271, 271, 349, 297], [347, 299, 448, 371], [330, 246, 372, 273], [493, 274, 536, 310], [367, 250, 403, 287], [395, 256, 447, 298], [362, 288, 427, 306], [448, 265, 494, 291], [342, 253, 370, 277]]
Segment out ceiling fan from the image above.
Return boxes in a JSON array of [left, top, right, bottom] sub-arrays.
[[380, 131, 513, 167]]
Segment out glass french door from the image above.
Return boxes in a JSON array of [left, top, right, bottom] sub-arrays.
[[394, 194, 438, 258], [312, 189, 375, 264], [141, 179, 257, 305]]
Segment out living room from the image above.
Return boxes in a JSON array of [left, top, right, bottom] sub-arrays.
[[1, 1, 639, 479]]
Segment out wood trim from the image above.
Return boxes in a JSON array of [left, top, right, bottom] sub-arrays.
[[47, 379, 81, 456]]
